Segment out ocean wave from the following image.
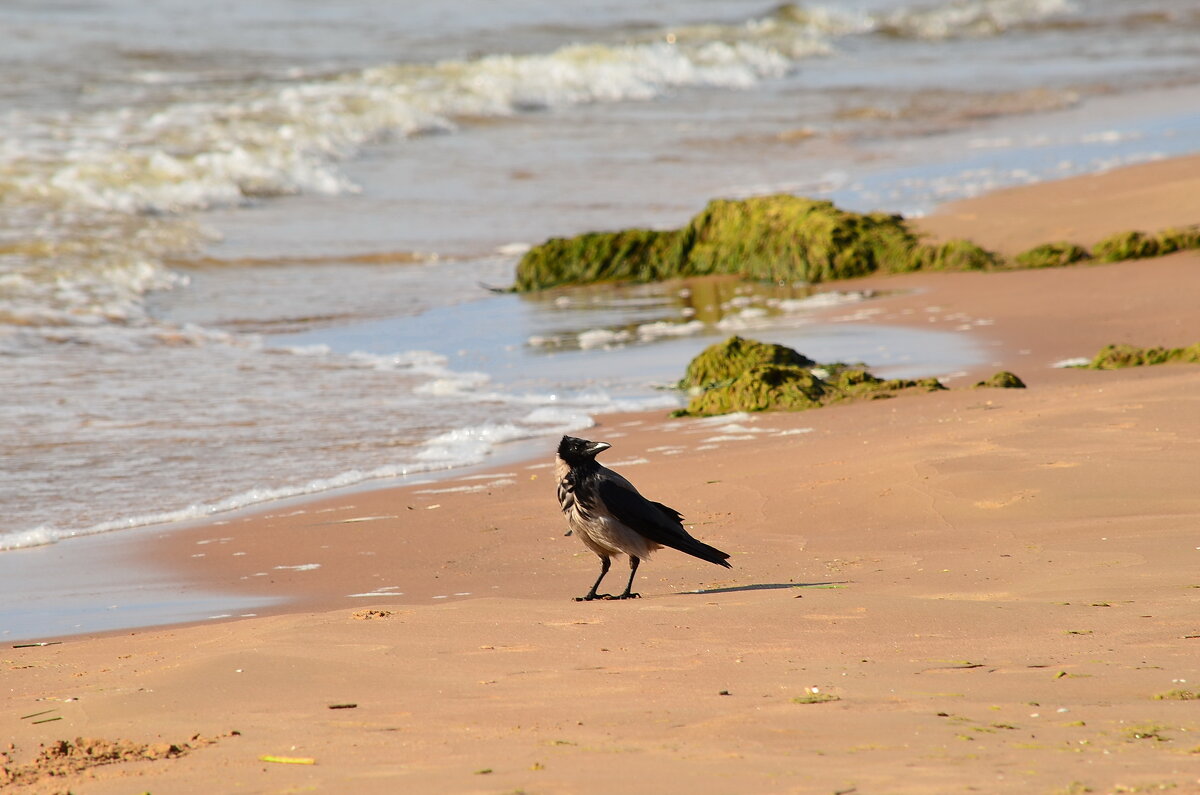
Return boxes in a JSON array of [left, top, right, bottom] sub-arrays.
[[875, 0, 1075, 39], [0, 24, 801, 329], [0, 326, 682, 551], [2, 23, 810, 225], [0, 406, 593, 552], [0, 463, 424, 552], [0, 0, 1080, 330]]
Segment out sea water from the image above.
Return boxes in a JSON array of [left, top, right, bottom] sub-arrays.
[[3, 0, 1200, 552]]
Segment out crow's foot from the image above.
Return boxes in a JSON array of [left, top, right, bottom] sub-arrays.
[[616, 592, 641, 600], [574, 593, 615, 602]]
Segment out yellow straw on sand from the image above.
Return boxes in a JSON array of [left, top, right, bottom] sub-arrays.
[[260, 755, 316, 765]]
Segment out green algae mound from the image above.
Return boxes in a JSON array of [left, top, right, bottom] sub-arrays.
[[674, 336, 945, 417], [1093, 231, 1163, 262], [678, 335, 814, 391], [908, 238, 999, 272], [1014, 242, 1091, 269], [1084, 342, 1200, 369], [974, 371, 1027, 389], [1092, 226, 1200, 263], [1007, 226, 1200, 269], [513, 195, 998, 292], [679, 197, 920, 283], [680, 364, 829, 415], [514, 228, 685, 291], [513, 192, 1200, 293]]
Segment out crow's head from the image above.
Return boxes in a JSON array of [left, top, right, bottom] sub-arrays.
[[557, 435, 611, 466]]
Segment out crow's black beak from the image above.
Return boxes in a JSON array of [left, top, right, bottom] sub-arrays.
[[586, 441, 611, 456]]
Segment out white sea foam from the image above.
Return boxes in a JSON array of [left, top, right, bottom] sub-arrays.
[[691, 412, 756, 426], [414, 371, 494, 396], [409, 390, 650, 466], [776, 291, 872, 312], [876, 0, 1074, 39], [715, 307, 774, 331], [523, 407, 597, 430], [578, 328, 633, 349], [347, 349, 452, 373], [496, 242, 532, 256], [348, 587, 405, 598], [415, 423, 550, 466], [636, 319, 706, 340], [414, 479, 517, 495], [1052, 357, 1091, 368], [707, 423, 766, 434]]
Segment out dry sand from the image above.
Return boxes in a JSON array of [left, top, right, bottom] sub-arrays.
[[4, 158, 1200, 794]]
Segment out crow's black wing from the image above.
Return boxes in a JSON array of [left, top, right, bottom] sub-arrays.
[[597, 479, 731, 567], [650, 500, 683, 524]]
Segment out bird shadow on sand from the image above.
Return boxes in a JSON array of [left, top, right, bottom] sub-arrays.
[[680, 581, 850, 596]]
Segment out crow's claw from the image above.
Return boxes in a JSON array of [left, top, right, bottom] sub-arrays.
[[574, 593, 615, 602]]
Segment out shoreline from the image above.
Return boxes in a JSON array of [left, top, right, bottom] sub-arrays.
[[4, 154, 1200, 793], [8, 154, 1200, 644]]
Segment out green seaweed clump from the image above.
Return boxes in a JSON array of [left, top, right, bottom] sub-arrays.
[[674, 336, 945, 417], [680, 364, 827, 415], [513, 228, 684, 292], [908, 239, 1000, 272], [1091, 225, 1200, 263], [974, 371, 1027, 389], [678, 335, 814, 391], [679, 196, 921, 283], [1084, 342, 1200, 369], [1092, 230, 1162, 262], [513, 195, 1002, 291], [1014, 242, 1091, 269], [1158, 225, 1200, 253]]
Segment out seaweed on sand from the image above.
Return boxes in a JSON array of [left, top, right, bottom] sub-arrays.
[[1083, 342, 1200, 369], [513, 194, 1198, 294], [673, 336, 945, 418], [973, 371, 1027, 388], [678, 335, 815, 391], [1092, 225, 1200, 262], [513, 195, 998, 292], [1013, 242, 1091, 269]]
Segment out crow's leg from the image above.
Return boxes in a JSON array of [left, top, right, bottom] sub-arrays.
[[616, 556, 642, 600], [575, 556, 612, 601]]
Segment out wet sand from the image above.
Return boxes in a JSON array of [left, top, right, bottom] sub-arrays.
[[4, 158, 1200, 793]]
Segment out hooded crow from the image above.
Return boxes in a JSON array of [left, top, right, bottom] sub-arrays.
[[555, 435, 732, 601]]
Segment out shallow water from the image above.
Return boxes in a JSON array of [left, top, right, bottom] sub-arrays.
[[3, 0, 1200, 553], [0, 526, 283, 642]]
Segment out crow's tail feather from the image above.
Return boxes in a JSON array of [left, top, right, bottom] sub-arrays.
[[667, 535, 732, 568]]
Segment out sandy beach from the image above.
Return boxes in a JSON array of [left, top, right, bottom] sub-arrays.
[[5, 157, 1200, 793]]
